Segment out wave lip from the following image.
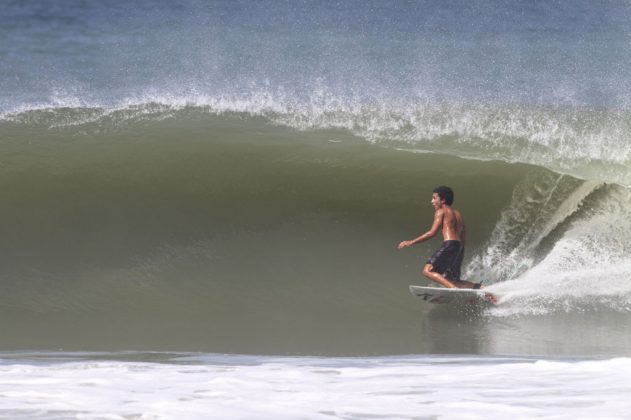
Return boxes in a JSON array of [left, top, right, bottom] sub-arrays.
[[4, 99, 631, 186]]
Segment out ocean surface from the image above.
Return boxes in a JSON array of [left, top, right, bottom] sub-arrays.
[[2, 0, 631, 418]]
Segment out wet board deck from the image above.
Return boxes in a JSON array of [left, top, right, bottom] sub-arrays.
[[409, 285, 497, 304]]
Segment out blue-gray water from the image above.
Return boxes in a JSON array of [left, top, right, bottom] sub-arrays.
[[4, 0, 631, 110], [2, 0, 631, 359]]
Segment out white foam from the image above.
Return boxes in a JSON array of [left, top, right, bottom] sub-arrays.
[[0, 354, 630, 419], [487, 186, 631, 316], [467, 173, 601, 283]]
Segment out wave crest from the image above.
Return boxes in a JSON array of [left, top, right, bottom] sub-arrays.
[[3, 98, 631, 185]]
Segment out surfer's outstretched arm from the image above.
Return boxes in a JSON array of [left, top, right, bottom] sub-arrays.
[[398, 210, 443, 249]]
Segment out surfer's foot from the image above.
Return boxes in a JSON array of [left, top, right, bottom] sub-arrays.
[[484, 293, 498, 305], [451, 280, 480, 289], [469, 282, 497, 304], [455, 280, 497, 304]]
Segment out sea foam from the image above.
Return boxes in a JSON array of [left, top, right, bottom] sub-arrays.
[[0, 353, 630, 419]]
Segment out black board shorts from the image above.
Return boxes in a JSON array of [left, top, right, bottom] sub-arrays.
[[426, 240, 464, 281]]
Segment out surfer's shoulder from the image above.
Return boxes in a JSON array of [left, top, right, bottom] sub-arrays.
[[434, 207, 445, 217]]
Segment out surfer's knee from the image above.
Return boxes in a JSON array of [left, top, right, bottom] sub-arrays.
[[422, 264, 433, 277]]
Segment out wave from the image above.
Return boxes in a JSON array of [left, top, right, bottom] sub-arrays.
[[488, 184, 631, 316], [2, 101, 631, 352], [3, 98, 631, 185]]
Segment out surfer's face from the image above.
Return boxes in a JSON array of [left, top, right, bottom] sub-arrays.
[[431, 193, 444, 210]]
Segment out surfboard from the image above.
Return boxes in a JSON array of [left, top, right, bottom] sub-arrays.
[[409, 285, 497, 304]]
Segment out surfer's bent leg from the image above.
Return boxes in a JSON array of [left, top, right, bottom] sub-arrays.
[[422, 264, 457, 288], [424, 240, 462, 288], [446, 243, 478, 288]]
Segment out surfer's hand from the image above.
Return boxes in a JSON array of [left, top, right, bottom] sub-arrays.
[[398, 240, 412, 249]]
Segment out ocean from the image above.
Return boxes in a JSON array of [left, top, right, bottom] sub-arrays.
[[2, 0, 631, 418]]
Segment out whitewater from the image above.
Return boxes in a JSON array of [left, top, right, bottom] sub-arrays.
[[0, 353, 628, 419]]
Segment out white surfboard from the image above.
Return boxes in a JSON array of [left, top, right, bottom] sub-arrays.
[[409, 285, 497, 304]]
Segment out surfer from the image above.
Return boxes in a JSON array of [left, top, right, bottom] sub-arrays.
[[398, 186, 481, 289]]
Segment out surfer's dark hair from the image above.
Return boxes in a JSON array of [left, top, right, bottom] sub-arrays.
[[433, 186, 454, 205]]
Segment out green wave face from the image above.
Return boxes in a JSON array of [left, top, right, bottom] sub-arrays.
[[1, 108, 630, 356]]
